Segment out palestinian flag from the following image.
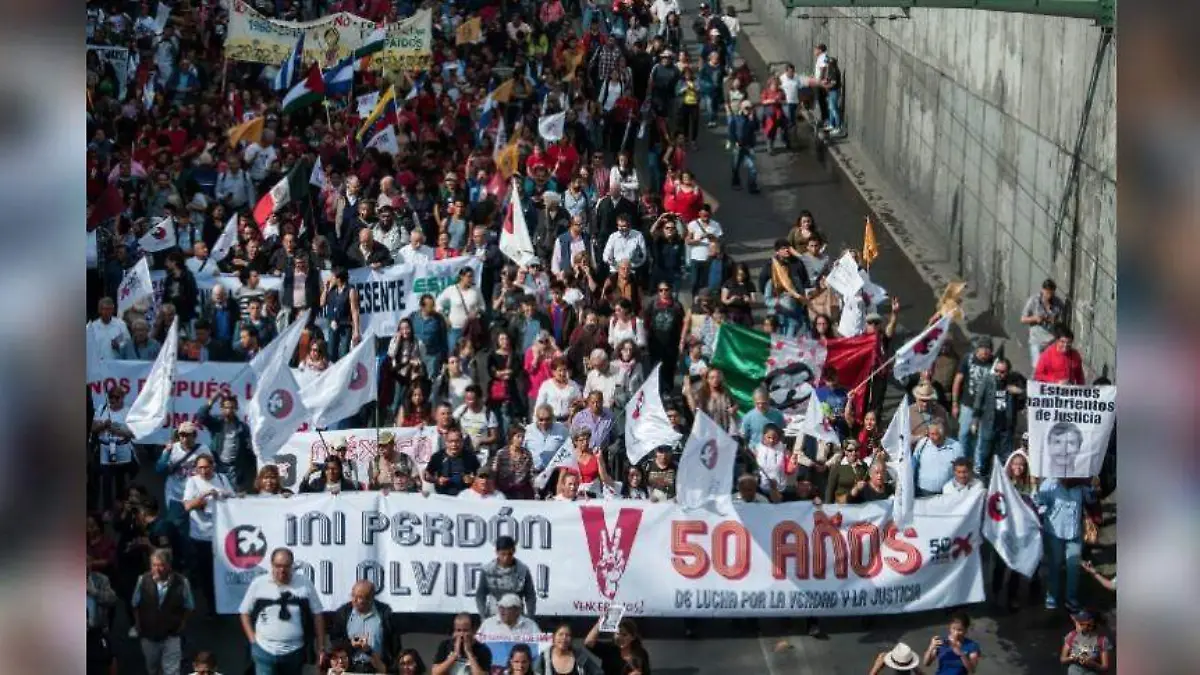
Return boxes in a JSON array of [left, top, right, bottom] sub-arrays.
[[352, 28, 387, 70], [281, 64, 325, 115], [710, 322, 879, 413], [253, 161, 310, 226]]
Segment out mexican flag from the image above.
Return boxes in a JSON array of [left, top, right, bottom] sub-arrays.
[[253, 161, 310, 226], [710, 322, 879, 412], [281, 64, 325, 115]]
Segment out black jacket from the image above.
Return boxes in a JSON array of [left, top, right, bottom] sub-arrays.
[[328, 599, 405, 668], [345, 240, 394, 269]]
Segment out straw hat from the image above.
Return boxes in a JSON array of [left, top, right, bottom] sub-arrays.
[[882, 643, 919, 671], [913, 381, 937, 401]]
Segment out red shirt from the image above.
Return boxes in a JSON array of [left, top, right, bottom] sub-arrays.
[[1034, 346, 1085, 384], [667, 184, 703, 223], [165, 128, 188, 156], [545, 143, 579, 185]]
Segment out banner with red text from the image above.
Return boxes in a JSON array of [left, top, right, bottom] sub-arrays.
[[87, 360, 318, 445], [213, 490, 985, 616], [262, 425, 440, 493]]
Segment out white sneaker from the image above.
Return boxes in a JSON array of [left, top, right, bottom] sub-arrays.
[[128, 627, 139, 638]]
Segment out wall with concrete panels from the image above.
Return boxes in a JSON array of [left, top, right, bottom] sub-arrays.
[[754, 2, 1116, 376]]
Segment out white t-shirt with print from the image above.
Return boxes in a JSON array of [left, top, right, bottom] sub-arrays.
[[161, 443, 213, 505], [238, 574, 325, 656], [182, 472, 235, 541]]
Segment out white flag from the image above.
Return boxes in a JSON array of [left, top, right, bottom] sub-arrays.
[[356, 91, 381, 118], [499, 181, 537, 266], [982, 456, 1043, 577], [125, 317, 179, 440], [893, 313, 953, 381], [247, 333, 311, 461], [533, 439, 579, 490], [365, 125, 401, 156], [882, 395, 915, 528], [208, 213, 239, 268], [309, 157, 326, 189], [299, 337, 377, 428], [676, 411, 739, 509], [138, 217, 177, 253], [801, 396, 841, 445], [537, 112, 566, 142], [116, 257, 154, 315], [625, 364, 683, 465]]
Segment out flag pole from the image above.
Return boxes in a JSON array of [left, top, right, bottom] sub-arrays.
[[221, 55, 229, 97]]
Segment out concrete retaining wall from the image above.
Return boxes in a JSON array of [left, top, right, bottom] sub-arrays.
[[753, 3, 1116, 376]]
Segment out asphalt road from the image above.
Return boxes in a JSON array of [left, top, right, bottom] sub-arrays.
[[103, 4, 1115, 674]]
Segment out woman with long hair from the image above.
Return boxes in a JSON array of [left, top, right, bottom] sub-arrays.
[[534, 623, 603, 675], [396, 385, 433, 428], [720, 262, 757, 326], [991, 450, 1040, 610], [607, 299, 647, 350], [811, 312, 839, 343], [386, 318, 425, 415], [683, 367, 736, 433], [585, 617, 651, 675]]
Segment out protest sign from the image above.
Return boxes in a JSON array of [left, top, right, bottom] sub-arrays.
[[213, 490, 985, 617], [260, 425, 439, 492], [1026, 381, 1117, 478], [225, 2, 432, 71]]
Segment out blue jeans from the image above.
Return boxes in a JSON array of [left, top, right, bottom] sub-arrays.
[[826, 89, 842, 129], [421, 354, 444, 382], [973, 430, 997, 480], [767, 291, 808, 337], [956, 406, 978, 460], [1044, 535, 1082, 607], [731, 147, 758, 187], [447, 327, 463, 355], [784, 102, 798, 128], [324, 324, 352, 362], [250, 643, 306, 675], [702, 92, 721, 124]]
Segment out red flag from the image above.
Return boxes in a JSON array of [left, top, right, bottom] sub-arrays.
[[88, 184, 124, 231], [823, 333, 882, 418]]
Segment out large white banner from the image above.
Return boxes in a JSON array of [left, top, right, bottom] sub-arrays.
[[225, 2, 432, 70], [213, 490, 985, 617], [1026, 381, 1117, 478], [87, 360, 319, 445], [261, 425, 439, 493], [153, 255, 481, 339]]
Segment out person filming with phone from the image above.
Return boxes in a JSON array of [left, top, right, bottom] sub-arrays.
[[922, 612, 981, 674]]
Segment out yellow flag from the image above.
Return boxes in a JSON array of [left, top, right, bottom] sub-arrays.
[[563, 45, 586, 82], [226, 116, 264, 149], [496, 141, 520, 179], [491, 79, 515, 104], [357, 86, 397, 141], [862, 216, 880, 267], [770, 258, 799, 298], [455, 17, 482, 45], [938, 280, 967, 318]]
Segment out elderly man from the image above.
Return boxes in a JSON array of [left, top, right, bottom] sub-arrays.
[[907, 380, 953, 444], [132, 549, 194, 675], [582, 350, 620, 407], [87, 297, 131, 360], [239, 547, 326, 675], [397, 228, 435, 266], [117, 318, 162, 360], [328, 580, 404, 673], [347, 226, 394, 269], [524, 404, 570, 470], [912, 422, 965, 497], [475, 536, 538, 618], [478, 594, 542, 639]]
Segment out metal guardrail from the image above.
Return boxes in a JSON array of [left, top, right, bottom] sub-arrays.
[[779, 0, 1115, 27]]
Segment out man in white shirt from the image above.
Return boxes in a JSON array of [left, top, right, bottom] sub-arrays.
[[942, 457, 983, 495], [397, 228, 435, 266], [243, 130, 278, 184], [239, 547, 326, 672], [813, 44, 830, 125], [459, 468, 507, 500], [651, 0, 681, 27], [455, 385, 500, 464], [778, 63, 804, 130], [182, 455, 234, 613], [685, 205, 722, 292], [478, 594, 541, 637], [88, 297, 132, 360], [732, 474, 771, 503], [216, 157, 255, 209], [602, 214, 648, 270]]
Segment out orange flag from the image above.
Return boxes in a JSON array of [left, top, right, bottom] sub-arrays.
[[226, 116, 264, 149], [455, 17, 482, 45], [491, 79, 515, 104], [563, 45, 586, 81], [862, 216, 880, 267], [938, 280, 968, 319], [495, 141, 520, 179]]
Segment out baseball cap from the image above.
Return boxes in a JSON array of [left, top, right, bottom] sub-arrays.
[[378, 431, 395, 445]]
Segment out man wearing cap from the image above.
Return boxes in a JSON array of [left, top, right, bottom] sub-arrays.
[[728, 99, 761, 193], [649, 48, 682, 115], [478, 594, 541, 639], [155, 421, 214, 530], [476, 536, 539, 619], [951, 335, 997, 473], [368, 431, 420, 492]]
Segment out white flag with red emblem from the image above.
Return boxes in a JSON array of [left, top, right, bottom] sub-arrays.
[[247, 326, 311, 460], [676, 411, 739, 509], [116, 256, 154, 315], [299, 336, 377, 428], [499, 180, 536, 266], [533, 439, 579, 491], [624, 363, 682, 465], [801, 393, 841, 445], [982, 456, 1042, 577], [138, 217, 177, 253], [893, 313, 953, 381]]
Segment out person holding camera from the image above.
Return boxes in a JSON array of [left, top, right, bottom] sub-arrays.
[[1020, 278, 1068, 368], [327, 580, 404, 674], [921, 612, 981, 674]]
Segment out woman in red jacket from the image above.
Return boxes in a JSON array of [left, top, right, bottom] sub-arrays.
[[1033, 327, 1086, 384]]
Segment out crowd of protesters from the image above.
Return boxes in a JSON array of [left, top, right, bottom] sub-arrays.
[[84, 1, 1114, 674]]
